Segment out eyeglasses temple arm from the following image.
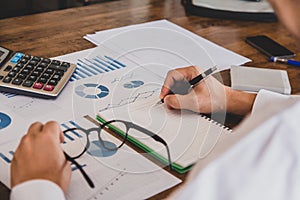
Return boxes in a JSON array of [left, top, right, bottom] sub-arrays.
[[64, 152, 95, 188], [131, 124, 173, 170]]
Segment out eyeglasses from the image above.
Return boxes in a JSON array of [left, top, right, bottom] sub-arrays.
[[63, 119, 172, 188]]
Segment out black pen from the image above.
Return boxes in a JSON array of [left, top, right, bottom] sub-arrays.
[[160, 66, 218, 103]]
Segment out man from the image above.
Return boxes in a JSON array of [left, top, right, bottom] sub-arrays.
[[10, 0, 300, 199]]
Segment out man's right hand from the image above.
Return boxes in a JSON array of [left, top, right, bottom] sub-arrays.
[[160, 66, 256, 115]]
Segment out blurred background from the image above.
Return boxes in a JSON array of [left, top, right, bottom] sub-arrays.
[[0, 0, 116, 19]]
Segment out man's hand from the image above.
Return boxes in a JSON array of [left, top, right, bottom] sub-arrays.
[[160, 66, 256, 115], [11, 121, 71, 193]]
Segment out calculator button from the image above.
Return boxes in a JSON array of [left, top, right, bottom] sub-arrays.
[[12, 78, 23, 85], [29, 60, 38, 66], [15, 53, 24, 58], [32, 56, 41, 62], [4, 65, 12, 71], [23, 54, 31, 60], [35, 66, 44, 72], [8, 71, 17, 77], [31, 71, 41, 76], [11, 53, 23, 63], [25, 64, 35, 71], [21, 69, 30, 75], [41, 73, 51, 79], [52, 74, 61, 81], [55, 70, 64, 76], [45, 68, 54, 74], [51, 60, 61, 65], [38, 62, 48, 68], [33, 82, 44, 89], [38, 77, 48, 84], [20, 58, 28, 64], [16, 63, 24, 68], [18, 73, 27, 79], [27, 75, 37, 81], [12, 67, 21, 72], [22, 80, 34, 87], [43, 84, 55, 91], [61, 62, 70, 68], [3, 76, 12, 83], [48, 79, 58, 86], [41, 58, 51, 64], [48, 64, 68, 72], [0, 75, 3, 80]]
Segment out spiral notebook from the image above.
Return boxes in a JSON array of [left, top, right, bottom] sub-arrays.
[[97, 111, 231, 174], [83, 64, 233, 173]]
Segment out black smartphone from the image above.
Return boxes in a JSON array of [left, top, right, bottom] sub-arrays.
[[246, 35, 295, 59]]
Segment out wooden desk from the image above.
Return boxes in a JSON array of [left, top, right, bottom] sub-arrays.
[[0, 0, 299, 199]]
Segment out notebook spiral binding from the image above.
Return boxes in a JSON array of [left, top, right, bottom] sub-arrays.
[[200, 114, 232, 132]]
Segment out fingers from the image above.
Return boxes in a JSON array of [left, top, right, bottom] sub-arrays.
[[42, 121, 64, 143], [164, 93, 199, 112], [26, 122, 43, 136], [26, 121, 64, 143], [160, 70, 181, 99], [160, 66, 200, 100]]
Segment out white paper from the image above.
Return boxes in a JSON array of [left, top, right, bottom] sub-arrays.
[[84, 20, 251, 71], [0, 116, 181, 200]]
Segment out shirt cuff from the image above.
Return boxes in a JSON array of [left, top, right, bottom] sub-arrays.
[[252, 89, 300, 116], [10, 179, 65, 200]]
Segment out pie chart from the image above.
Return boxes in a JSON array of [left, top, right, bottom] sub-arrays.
[[0, 112, 11, 129], [75, 83, 109, 99], [123, 80, 144, 89]]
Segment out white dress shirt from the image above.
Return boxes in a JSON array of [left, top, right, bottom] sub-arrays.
[[10, 90, 300, 200], [170, 90, 300, 200], [10, 179, 65, 200]]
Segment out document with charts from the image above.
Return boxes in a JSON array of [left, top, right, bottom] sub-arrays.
[[0, 116, 181, 200], [67, 59, 232, 173]]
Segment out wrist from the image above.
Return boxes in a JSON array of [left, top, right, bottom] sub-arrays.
[[225, 87, 256, 115]]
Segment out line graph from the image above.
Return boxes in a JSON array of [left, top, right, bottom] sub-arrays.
[[98, 88, 160, 112], [87, 168, 127, 200], [111, 72, 133, 84]]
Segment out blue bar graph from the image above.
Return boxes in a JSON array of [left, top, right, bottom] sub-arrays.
[[61, 121, 83, 143], [105, 56, 127, 67], [0, 92, 18, 99], [72, 55, 127, 82]]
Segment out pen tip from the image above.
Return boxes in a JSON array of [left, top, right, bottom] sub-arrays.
[[212, 66, 218, 71]]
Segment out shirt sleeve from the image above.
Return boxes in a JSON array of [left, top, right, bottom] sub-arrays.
[[252, 89, 300, 116], [10, 180, 65, 200]]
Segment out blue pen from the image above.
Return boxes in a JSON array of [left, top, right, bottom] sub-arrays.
[[270, 57, 300, 67]]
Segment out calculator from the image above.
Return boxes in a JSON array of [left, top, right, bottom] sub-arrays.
[[0, 46, 76, 99]]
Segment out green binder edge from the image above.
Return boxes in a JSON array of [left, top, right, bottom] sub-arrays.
[[96, 115, 193, 174]]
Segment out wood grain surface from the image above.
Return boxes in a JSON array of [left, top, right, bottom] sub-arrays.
[[0, 0, 299, 199]]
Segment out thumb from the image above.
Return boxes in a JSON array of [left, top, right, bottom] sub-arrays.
[[164, 93, 198, 112]]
